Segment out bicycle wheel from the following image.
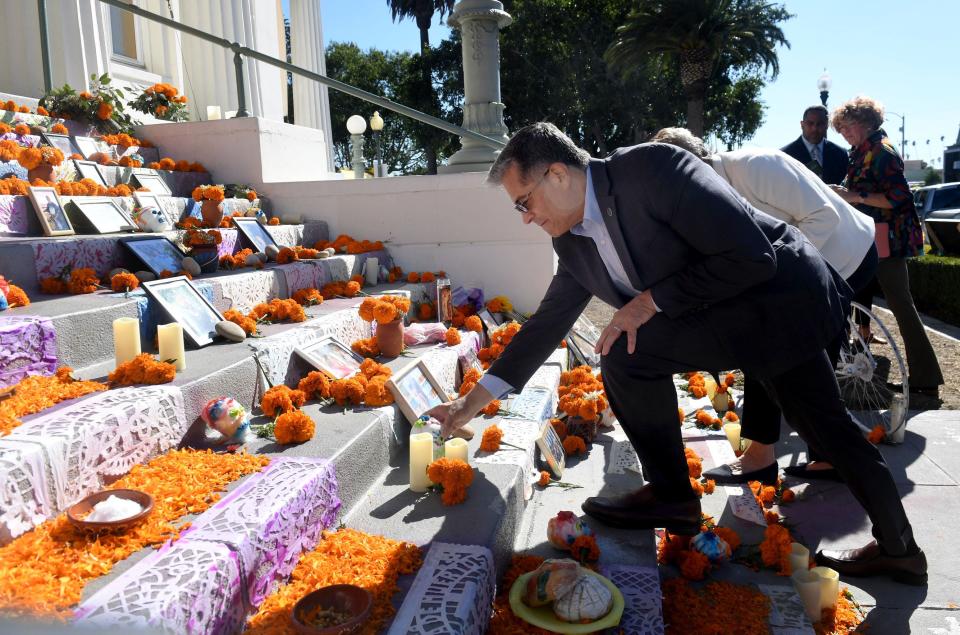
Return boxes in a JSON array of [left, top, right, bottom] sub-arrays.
[[836, 301, 909, 440]]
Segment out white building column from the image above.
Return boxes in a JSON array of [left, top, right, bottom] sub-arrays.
[[289, 0, 334, 172], [440, 0, 512, 173]]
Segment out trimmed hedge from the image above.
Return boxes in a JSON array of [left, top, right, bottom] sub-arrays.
[[907, 255, 960, 326]]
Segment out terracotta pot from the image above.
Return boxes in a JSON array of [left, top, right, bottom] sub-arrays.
[[565, 415, 599, 443], [190, 244, 220, 274], [27, 164, 55, 182], [200, 199, 224, 228], [375, 320, 404, 357]]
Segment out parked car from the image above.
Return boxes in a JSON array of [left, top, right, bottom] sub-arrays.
[[915, 183, 960, 255]]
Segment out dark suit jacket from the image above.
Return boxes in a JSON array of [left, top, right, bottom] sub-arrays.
[[488, 144, 851, 389], [781, 136, 849, 185]]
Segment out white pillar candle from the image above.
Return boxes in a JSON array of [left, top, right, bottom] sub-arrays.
[[723, 423, 742, 454], [444, 437, 469, 464], [811, 566, 839, 612], [788, 542, 810, 576], [791, 569, 823, 623], [157, 323, 186, 371], [703, 374, 718, 399], [113, 317, 141, 367], [409, 432, 435, 492], [364, 257, 379, 286], [206, 105, 222, 120]]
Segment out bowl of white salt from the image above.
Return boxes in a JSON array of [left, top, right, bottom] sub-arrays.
[[67, 489, 154, 532]]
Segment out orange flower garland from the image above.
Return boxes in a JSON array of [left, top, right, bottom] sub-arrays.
[[0, 449, 269, 619], [244, 528, 422, 634], [109, 271, 139, 293], [274, 410, 315, 444], [480, 425, 504, 451], [426, 458, 474, 505], [108, 354, 176, 386], [260, 385, 307, 418], [0, 368, 107, 436]]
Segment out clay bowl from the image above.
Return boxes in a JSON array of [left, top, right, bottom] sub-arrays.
[[291, 584, 372, 635], [66, 488, 154, 532]]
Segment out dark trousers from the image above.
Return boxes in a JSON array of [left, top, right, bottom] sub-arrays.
[[600, 305, 914, 555], [741, 245, 879, 453]]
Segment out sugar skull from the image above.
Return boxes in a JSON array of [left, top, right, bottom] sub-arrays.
[[547, 510, 593, 550], [133, 205, 171, 232], [201, 397, 250, 447]]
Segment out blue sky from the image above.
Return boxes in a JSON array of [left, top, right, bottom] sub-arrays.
[[292, 0, 958, 167]]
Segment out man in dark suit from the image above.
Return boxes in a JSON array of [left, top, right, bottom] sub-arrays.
[[428, 122, 925, 584], [782, 105, 849, 184]]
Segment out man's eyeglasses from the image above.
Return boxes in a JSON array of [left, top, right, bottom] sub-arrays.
[[513, 169, 550, 214]]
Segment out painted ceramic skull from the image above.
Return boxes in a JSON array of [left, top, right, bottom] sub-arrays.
[[134, 205, 170, 232]]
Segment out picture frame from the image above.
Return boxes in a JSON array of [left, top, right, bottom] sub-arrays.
[[40, 132, 81, 158], [137, 146, 160, 165], [73, 135, 104, 159], [142, 276, 224, 347], [73, 159, 107, 186], [66, 197, 137, 234], [120, 236, 186, 277], [294, 336, 364, 380], [536, 420, 566, 479], [131, 172, 172, 196], [233, 216, 279, 253], [27, 186, 74, 236], [133, 190, 174, 230], [386, 359, 450, 424], [478, 309, 500, 332], [436, 278, 453, 324]]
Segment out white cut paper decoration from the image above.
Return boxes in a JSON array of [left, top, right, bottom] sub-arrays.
[[725, 485, 768, 526]]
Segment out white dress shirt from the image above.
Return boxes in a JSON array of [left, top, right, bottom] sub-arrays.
[[711, 148, 874, 279]]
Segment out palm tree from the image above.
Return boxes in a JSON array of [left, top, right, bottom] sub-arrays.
[[605, 0, 791, 137], [387, 0, 456, 173]]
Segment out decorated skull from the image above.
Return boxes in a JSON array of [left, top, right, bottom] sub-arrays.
[[201, 396, 251, 447], [133, 205, 171, 232], [547, 511, 594, 550]]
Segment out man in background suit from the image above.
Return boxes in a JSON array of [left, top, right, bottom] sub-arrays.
[[427, 122, 925, 584], [782, 105, 849, 184]]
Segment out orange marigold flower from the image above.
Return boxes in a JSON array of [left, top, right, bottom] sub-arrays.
[[407, 272, 420, 283], [759, 523, 793, 575], [158, 157, 176, 171], [867, 424, 885, 444], [274, 410, 315, 444], [723, 411, 739, 422], [481, 400, 501, 416], [703, 479, 716, 494], [292, 287, 323, 306], [269, 217, 280, 225], [426, 458, 474, 506], [713, 526, 741, 553], [687, 457, 703, 479], [550, 418, 567, 440], [108, 353, 176, 386], [223, 309, 257, 335], [14, 123, 31, 136], [678, 407, 685, 424], [570, 535, 600, 563], [276, 247, 298, 265], [351, 337, 380, 358], [421, 272, 436, 283], [464, 315, 483, 333], [96, 101, 113, 120], [50, 123, 68, 134], [260, 384, 306, 418], [417, 302, 435, 321], [678, 550, 711, 581], [39, 277, 68, 295], [689, 477, 705, 498], [110, 272, 139, 293], [6, 284, 30, 308], [780, 488, 796, 503], [724, 372, 736, 387], [538, 471, 551, 487], [444, 327, 461, 346], [562, 435, 587, 456], [363, 378, 395, 407], [246, 190, 257, 201], [480, 425, 503, 452], [67, 268, 100, 294], [297, 371, 331, 400]]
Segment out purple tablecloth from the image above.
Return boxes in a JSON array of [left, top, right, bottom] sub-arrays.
[[0, 315, 57, 388]]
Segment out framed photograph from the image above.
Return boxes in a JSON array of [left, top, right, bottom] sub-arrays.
[[295, 336, 364, 380], [131, 172, 172, 196], [133, 191, 174, 230], [120, 236, 186, 277], [66, 197, 137, 234], [536, 421, 566, 479], [27, 186, 74, 236], [137, 146, 160, 165], [41, 132, 81, 158], [73, 136, 104, 159], [142, 276, 224, 347], [436, 278, 453, 324], [387, 360, 449, 424], [233, 216, 279, 253], [478, 309, 499, 332], [74, 159, 107, 186]]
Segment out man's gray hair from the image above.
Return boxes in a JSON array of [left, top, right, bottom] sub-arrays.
[[487, 122, 590, 185], [650, 127, 711, 160]]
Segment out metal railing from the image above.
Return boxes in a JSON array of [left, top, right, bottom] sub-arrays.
[[37, 0, 505, 150]]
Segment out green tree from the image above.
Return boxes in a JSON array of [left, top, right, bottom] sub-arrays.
[[605, 0, 791, 136], [924, 167, 943, 186], [386, 0, 457, 173]]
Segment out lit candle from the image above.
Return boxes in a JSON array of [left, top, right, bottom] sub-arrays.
[[703, 374, 718, 399], [113, 317, 141, 367], [811, 566, 839, 612], [444, 437, 469, 464], [409, 432, 435, 492], [206, 105, 222, 120], [791, 568, 823, 622], [723, 423, 742, 453], [364, 257, 379, 286], [157, 323, 186, 371], [789, 542, 810, 576]]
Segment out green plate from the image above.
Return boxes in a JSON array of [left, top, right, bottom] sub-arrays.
[[508, 570, 625, 634]]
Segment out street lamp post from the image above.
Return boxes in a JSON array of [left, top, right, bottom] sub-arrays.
[[346, 114, 366, 179], [369, 111, 384, 177], [817, 70, 831, 107], [887, 111, 906, 158]]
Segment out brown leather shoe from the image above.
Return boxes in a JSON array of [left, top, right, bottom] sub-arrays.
[[581, 484, 701, 535], [815, 540, 927, 586]]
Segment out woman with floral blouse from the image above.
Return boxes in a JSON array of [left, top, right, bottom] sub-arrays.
[[829, 96, 942, 398]]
